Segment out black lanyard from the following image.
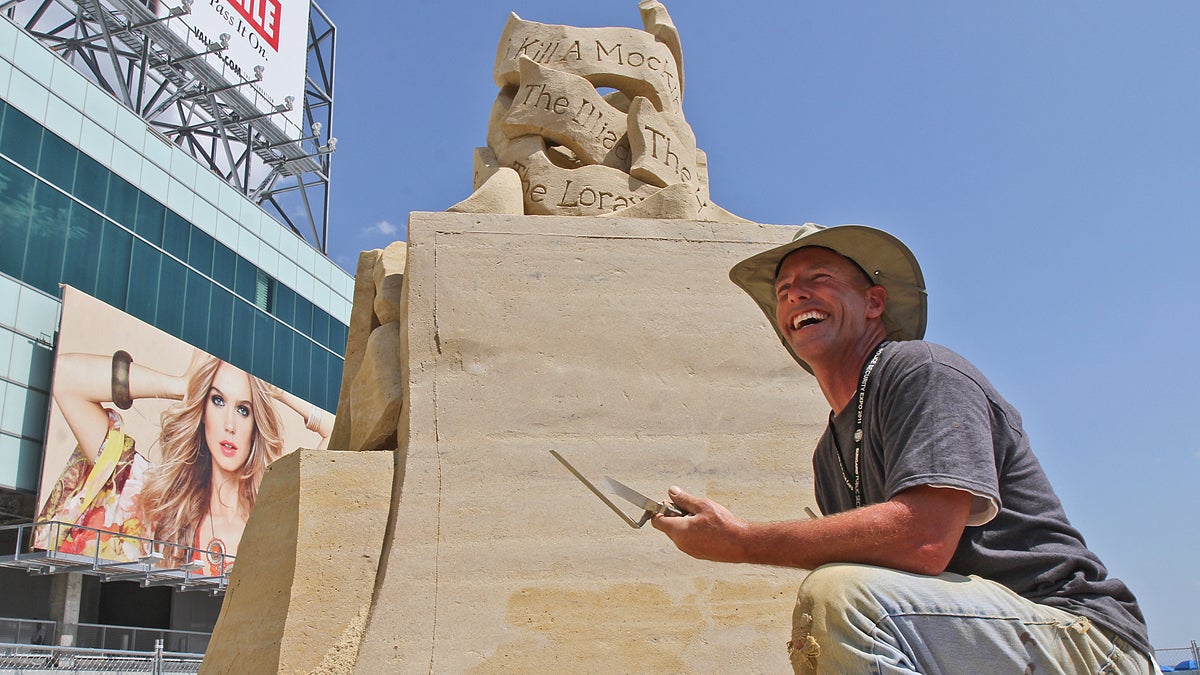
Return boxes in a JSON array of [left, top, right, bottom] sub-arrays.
[[827, 340, 889, 508]]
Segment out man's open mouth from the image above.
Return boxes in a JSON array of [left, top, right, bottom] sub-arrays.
[[792, 311, 829, 330]]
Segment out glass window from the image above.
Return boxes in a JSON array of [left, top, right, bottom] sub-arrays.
[[62, 201, 104, 296], [272, 323, 294, 394], [162, 210, 189, 261], [0, 159, 35, 277], [188, 228, 215, 277], [272, 284, 295, 326], [23, 182, 70, 294], [251, 308, 274, 380], [292, 338, 312, 403], [73, 153, 109, 211], [126, 239, 161, 325], [230, 298, 254, 373], [310, 347, 330, 410], [311, 309, 330, 351], [233, 257, 256, 302], [327, 357, 343, 413], [104, 174, 139, 227], [293, 296, 313, 337], [36, 131, 78, 191], [181, 268, 210, 350], [95, 224, 131, 309], [133, 194, 165, 246], [331, 320, 348, 356], [207, 285, 234, 363], [254, 269, 274, 312], [212, 242, 235, 290], [157, 255, 187, 337], [0, 105, 43, 169]]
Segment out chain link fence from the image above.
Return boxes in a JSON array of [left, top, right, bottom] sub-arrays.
[[1155, 640, 1199, 673], [0, 642, 201, 674]]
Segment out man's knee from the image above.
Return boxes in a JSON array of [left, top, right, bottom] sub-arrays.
[[790, 565, 895, 672], [796, 563, 893, 611]]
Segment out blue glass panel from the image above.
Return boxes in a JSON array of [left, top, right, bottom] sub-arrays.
[[162, 210, 189, 260], [272, 284, 295, 326], [331, 320, 348, 356], [157, 255, 187, 337], [95, 224, 131, 309], [23, 181, 70, 294], [251, 308, 274, 380], [272, 323, 294, 393], [207, 286, 234, 362], [36, 131, 78, 191], [133, 196, 165, 246], [311, 347, 330, 411], [292, 338, 313, 403], [212, 242, 235, 290], [311, 310, 330, 350], [0, 105, 43, 169], [73, 153, 108, 211], [104, 174, 139, 227], [0, 159, 34, 277], [187, 228, 215, 277], [62, 202, 104, 296], [181, 267, 210, 350], [126, 239, 161, 325], [233, 257, 256, 301], [230, 299, 254, 373], [292, 296, 313, 337], [327, 355, 343, 412]]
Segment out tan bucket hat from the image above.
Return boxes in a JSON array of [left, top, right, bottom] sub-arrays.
[[728, 223, 928, 373]]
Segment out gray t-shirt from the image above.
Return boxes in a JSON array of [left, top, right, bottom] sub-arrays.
[[814, 340, 1150, 657]]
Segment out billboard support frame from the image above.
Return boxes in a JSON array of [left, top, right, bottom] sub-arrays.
[[6, 0, 336, 255]]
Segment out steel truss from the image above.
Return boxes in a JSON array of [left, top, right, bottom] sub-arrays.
[[5, 0, 336, 253]]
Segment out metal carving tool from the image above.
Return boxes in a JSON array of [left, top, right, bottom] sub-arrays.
[[550, 450, 687, 528]]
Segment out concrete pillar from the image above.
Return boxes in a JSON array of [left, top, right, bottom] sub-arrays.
[[49, 572, 84, 647]]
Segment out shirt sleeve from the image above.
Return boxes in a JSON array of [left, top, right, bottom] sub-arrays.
[[874, 355, 1002, 527]]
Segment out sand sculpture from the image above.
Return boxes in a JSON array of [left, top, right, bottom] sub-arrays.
[[202, 5, 822, 672], [451, 1, 748, 223]]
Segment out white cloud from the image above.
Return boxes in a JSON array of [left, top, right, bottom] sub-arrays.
[[362, 219, 399, 237]]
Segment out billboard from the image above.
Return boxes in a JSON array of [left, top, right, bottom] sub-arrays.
[[13, 0, 312, 141], [34, 286, 334, 575], [148, 0, 312, 139]]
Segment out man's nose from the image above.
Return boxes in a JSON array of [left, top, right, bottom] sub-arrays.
[[781, 283, 810, 303]]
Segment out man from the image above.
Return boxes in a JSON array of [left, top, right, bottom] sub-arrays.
[[651, 223, 1153, 673]]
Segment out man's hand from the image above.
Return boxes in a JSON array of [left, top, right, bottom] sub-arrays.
[[651, 487, 750, 563]]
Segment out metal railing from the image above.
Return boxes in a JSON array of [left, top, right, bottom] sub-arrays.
[[0, 620, 54, 648], [1156, 640, 1200, 672], [75, 625, 209, 656], [0, 640, 202, 673], [0, 522, 232, 594]]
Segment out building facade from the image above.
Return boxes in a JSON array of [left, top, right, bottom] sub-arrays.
[[0, 10, 351, 648]]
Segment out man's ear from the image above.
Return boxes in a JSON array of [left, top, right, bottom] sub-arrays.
[[865, 285, 887, 319]]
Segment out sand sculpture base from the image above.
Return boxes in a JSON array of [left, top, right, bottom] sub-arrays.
[[205, 213, 829, 673]]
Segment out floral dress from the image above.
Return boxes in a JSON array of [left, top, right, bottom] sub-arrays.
[[34, 410, 151, 561]]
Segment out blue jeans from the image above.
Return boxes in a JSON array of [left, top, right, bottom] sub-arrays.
[[789, 563, 1153, 674]]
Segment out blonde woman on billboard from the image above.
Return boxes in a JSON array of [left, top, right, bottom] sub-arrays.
[[36, 349, 333, 571]]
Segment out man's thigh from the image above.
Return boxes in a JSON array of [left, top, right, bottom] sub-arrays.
[[788, 563, 1150, 675]]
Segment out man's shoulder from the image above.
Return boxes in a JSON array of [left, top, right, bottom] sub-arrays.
[[883, 340, 990, 384], [885, 339, 974, 368]]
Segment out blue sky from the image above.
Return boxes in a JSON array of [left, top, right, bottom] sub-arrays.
[[317, 0, 1199, 649]]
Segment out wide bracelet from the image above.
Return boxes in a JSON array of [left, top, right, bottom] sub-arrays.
[[111, 350, 133, 410]]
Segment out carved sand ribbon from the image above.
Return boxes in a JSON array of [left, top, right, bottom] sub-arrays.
[[453, 1, 746, 224], [494, 11, 683, 114]]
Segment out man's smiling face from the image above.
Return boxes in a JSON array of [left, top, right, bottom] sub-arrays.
[[773, 246, 885, 364]]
